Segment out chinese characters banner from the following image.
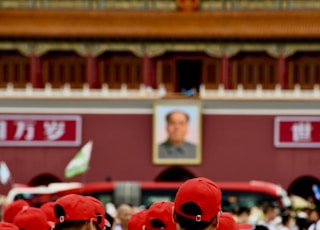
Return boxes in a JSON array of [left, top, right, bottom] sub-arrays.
[[274, 116, 320, 148], [0, 115, 82, 147]]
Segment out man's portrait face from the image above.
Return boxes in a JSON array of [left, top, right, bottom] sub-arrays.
[[166, 111, 189, 145]]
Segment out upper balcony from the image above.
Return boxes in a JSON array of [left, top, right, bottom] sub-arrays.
[[1, 0, 320, 11]]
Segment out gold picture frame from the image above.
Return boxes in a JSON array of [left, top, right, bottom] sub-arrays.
[[152, 101, 202, 165]]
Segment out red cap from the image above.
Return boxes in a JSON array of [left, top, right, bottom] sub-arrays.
[[54, 194, 97, 224], [40, 201, 55, 222], [174, 177, 222, 222], [217, 213, 238, 230], [12, 207, 52, 230], [3, 200, 30, 223], [145, 201, 176, 230], [0, 222, 19, 230], [128, 210, 147, 230], [85, 196, 111, 228]]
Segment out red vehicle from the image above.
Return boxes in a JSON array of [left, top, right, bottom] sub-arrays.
[[6, 180, 291, 211]]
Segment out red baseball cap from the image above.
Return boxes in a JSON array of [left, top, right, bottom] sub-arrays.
[[145, 201, 176, 230], [40, 201, 55, 222], [2, 200, 30, 223], [85, 196, 111, 229], [12, 207, 52, 230], [217, 213, 238, 230], [128, 210, 147, 230], [174, 177, 222, 223], [0, 222, 19, 230], [54, 194, 97, 224]]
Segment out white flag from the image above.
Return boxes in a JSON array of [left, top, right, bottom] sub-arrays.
[[64, 141, 93, 179], [0, 161, 11, 185]]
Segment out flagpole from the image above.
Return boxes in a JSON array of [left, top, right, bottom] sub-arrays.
[[80, 167, 88, 195], [8, 174, 15, 189]]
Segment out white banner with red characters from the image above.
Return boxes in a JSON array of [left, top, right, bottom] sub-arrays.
[[0, 115, 82, 147], [274, 116, 320, 148]]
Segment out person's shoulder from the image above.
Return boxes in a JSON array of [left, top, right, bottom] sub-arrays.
[[159, 140, 172, 147], [183, 141, 196, 148]]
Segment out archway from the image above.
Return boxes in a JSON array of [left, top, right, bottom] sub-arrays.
[[28, 173, 62, 186], [155, 167, 196, 182], [287, 176, 320, 202]]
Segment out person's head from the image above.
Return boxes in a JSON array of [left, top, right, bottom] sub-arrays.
[[173, 177, 222, 230], [116, 204, 133, 230], [166, 111, 189, 146], [144, 201, 176, 230], [262, 202, 279, 223], [12, 207, 52, 230], [85, 196, 111, 230], [128, 210, 147, 230], [237, 207, 250, 224], [40, 201, 56, 223], [216, 212, 238, 230], [2, 199, 30, 223], [53, 194, 100, 230]]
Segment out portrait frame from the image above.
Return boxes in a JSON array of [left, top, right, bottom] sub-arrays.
[[152, 101, 202, 165]]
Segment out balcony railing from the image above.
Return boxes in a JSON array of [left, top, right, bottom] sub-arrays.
[[1, 0, 320, 10], [1, 82, 320, 101]]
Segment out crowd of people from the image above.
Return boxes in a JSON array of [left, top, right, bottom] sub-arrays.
[[0, 177, 319, 230]]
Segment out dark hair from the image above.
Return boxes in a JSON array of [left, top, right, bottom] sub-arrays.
[[166, 111, 189, 123], [175, 202, 213, 230], [105, 212, 114, 230], [150, 219, 166, 228], [237, 206, 250, 215], [262, 202, 278, 214]]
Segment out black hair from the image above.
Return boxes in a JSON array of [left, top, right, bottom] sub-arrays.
[[166, 111, 189, 123], [54, 204, 66, 219], [105, 212, 114, 230], [150, 219, 166, 228], [175, 202, 213, 230], [237, 206, 250, 215]]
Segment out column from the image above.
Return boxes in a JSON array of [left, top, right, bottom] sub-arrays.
[[30, 52, 43, 88], [87, 53, 99, 89], [277, 51, 286, 89], [221, 53, 230, 89], [143, 52, 151, 87]]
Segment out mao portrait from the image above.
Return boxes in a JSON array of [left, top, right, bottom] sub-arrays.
[[153, 103, 202, 165]]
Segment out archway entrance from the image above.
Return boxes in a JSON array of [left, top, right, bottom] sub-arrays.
[[28, 173, 62, 186], [287, 176, 320, 203], [155, 167, 196, 182], [176, 60, 202, 93]]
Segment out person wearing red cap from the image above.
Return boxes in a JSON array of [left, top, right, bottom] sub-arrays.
[[2, 199, 30, 223], [0, 222, 19, 230], [53, 194, 100, 230], [173, 177, 222, 230], [40, 201, 56, 223], [12, 207, 53, 230], [144, 201, 176, 230], [85, 196, 112, 230], [128, 210, 147, 230], [114, 204, 134, 230], [217, 213, 238, 230]]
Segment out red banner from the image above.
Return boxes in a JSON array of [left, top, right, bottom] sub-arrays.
[[274, 116, 320, 148], [0, 115, 82, 147]]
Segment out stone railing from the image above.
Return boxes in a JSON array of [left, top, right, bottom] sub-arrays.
[[1, 0, 320, 10], [1, 83, 320, 101]]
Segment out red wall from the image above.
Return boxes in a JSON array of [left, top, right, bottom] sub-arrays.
[[1, 114, 319, 195]]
